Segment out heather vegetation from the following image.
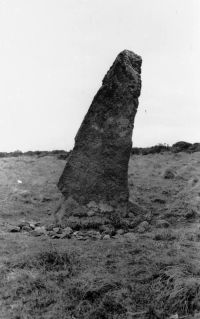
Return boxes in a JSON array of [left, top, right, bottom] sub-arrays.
[[132, 142, 200, 155], [0, 150, 69, 159]]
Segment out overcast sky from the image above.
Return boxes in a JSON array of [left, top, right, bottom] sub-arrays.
[[0, 0, 199, 151]]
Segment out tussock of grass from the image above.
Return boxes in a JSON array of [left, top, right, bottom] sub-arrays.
[[151, 262, 200, 316], [3, 274, 60, 318], [1, 245, 78, 318], [2, 236, 200, 318], [154, 229, 178, 241], [29, 250, 72, 272], [5, 244, 74, 273]]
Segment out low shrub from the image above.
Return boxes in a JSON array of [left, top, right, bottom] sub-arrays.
[[0, 152, 7, 158], [172, 141, 192, 153], [132, 143, 170, 155], [5, 245, 74, 273], [154, 229, 177, 241], [132, 142, 200, 155]]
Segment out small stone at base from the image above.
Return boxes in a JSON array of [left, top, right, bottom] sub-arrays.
[[124, 233, 136, 240], [116, 229, 125, 235], [30, 230, 42, 237], [87, 210, 95, 217], [103, 234, 110, 240], [8, 226, 21, 233]]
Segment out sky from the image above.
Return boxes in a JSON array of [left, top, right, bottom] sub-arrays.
[[0, 0, 199, 151]]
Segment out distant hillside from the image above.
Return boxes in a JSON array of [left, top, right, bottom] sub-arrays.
[[0, 149, 70, 159], [0, 141, 199, 158], [132, 141, 200, 155]]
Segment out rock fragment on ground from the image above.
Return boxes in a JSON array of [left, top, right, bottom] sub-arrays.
[[156, 219, 170, 228], [137, 221, 150, 233], [116, 229, 125, 235], [8, 225, 21, 233], [163, 168, 176, 179], [123, 232, 136, 240], [60, 227, 73, 238], [29, 230, 43, 237], [103, 234, 111, 240]]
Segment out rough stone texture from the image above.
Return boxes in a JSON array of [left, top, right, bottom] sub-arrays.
[[56, 50, 142, 226]]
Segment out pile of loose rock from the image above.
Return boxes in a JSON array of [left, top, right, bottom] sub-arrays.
[[6, 202, 171, 241], [7, 218, 154, 240]]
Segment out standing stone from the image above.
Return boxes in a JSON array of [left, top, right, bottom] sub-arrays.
[[56, 50, 142, 228]]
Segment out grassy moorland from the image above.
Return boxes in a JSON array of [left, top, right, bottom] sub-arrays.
[[0, 150, 200, 319]]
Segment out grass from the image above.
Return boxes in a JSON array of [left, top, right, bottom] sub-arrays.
[[1, 230, 200, 318], [0, 151, 200, 318], [152, 263, 200, 315]]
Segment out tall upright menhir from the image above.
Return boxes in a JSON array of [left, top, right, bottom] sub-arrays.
[[56, 50, 142, 228]]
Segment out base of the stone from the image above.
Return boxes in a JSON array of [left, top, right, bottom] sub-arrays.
[[54, 196, 148, 232]]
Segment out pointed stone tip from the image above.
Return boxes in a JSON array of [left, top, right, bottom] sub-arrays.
[[118, 49, 142, 62], [102, 49, 142, 87], [116, 49, 142, 74]]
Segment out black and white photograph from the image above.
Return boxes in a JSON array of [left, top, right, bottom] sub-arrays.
[[0, 1, 199, 318]]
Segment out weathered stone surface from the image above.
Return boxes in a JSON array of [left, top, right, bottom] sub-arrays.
[[116, 229, 125, 235], [59, 226, 73, 238], [137, 221, 150, 233], [8, 225, 21, 233], [21, 225, 32, 232], [56, 50, 142, 227], [123, 232, 136, 240], [87, 210, 95, 217], [103, 234, 111, 240], [45, 224, 56, 231], [156, 219, 170, 228], [29, 230, 43, 237], [63, 226, 73, 235], [18, 221, 30, 229], [34, 226, 46, 234], [52, 227, 61, 234]]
